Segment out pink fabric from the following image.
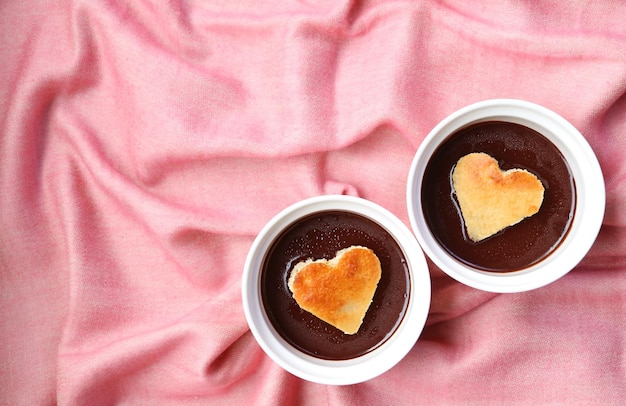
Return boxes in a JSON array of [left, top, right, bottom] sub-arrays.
[[1, 1, 625, 404]]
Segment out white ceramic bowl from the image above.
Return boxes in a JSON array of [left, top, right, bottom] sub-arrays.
[[242, 195, 431, 385], [407, 99, 605, 293]]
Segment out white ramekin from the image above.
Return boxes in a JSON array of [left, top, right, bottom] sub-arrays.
[[407, 99, 605, 293], [242, 195, 431, 385]]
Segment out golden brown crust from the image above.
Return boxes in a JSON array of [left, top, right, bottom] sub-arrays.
[[287, 246, 382, 335], [452, 152, 545, 242]]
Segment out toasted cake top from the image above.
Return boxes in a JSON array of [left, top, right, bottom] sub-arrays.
[[452, 152, 545, 242], [288, 246, 382, 335]]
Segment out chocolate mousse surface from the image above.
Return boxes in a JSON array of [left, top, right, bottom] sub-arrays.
[[421, 121, 575, 271], [261, 211, 410, 360]]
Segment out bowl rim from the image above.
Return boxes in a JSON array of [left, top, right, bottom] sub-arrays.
[[406, 98, 605, 293], [242, 195, 431, 385]]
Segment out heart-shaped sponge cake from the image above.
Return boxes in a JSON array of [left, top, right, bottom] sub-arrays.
[[452, 152, 545, 242], [287, 246, 382, 335]]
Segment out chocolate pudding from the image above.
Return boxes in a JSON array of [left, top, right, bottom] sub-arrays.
[[421, 121, 575, 272], [261, 211, 410, 360]]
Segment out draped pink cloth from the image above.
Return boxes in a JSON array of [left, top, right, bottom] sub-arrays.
[[1, 1, 625, 404]]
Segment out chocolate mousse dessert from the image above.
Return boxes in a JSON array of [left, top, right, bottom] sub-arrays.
[[421, 121, 575, 271]]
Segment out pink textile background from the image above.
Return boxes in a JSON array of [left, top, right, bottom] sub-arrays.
[[1, 0, 625, 404]]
